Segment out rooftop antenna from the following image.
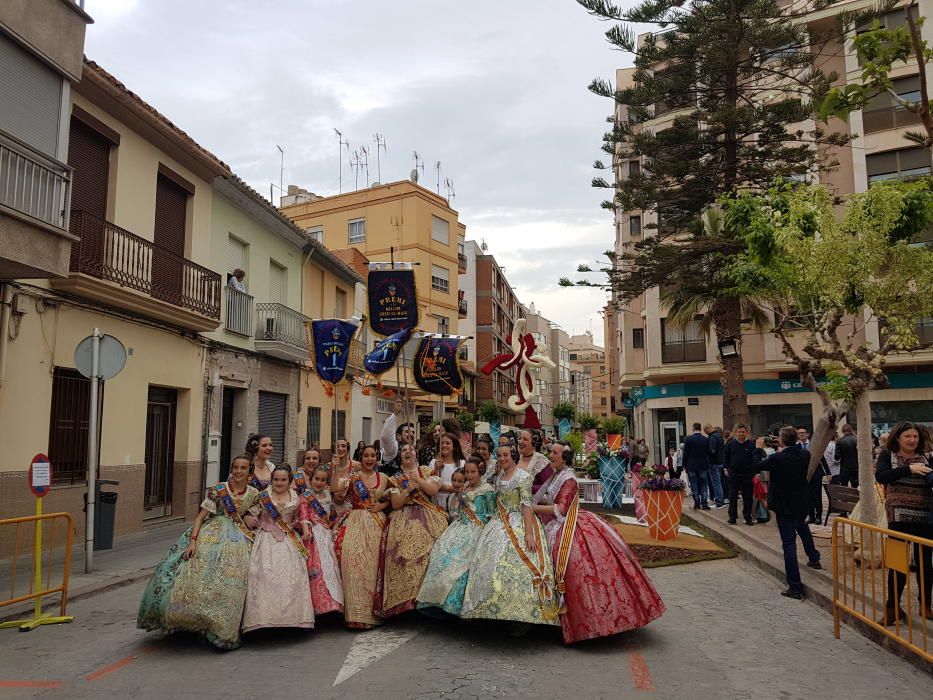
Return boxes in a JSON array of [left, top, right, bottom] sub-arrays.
[[275, 144, 284, 206], [373, 133, 386, 182], [350, 150, 361, 191], [360, 145, 370, 187], [480, 238, 488, 252], [435, 161, 442, 194], [444, 177, 456, 203], [334, 128, 349, 193], [410, 151, 424, 184]]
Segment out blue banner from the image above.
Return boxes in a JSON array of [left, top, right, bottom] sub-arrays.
[[311, 319, 358, 384], [368, 268, 419, 336], [363, 327, 411, 377], [413, 336, 463, 396]]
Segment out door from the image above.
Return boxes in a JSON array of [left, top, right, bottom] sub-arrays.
[[258, 391, 287, 465], [68, 118, 111, 271], [659, 421, 683, 464], [152, 173, 187, 304], [144, 386, 177, 518], [219, 387, 235, 482]]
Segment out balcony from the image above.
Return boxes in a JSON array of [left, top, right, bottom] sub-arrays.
[[458, 253, 467, 274], [255, 302, 311, 362], [348, 338, 366, 374], [52, 209, 221, 331], [224, 287, 254, 337], [458, 298, 468, 317], [0, 129, 74, 278], [661, 340, 706, 364]]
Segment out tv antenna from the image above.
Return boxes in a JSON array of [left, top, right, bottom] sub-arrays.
[[410, 151, 424, 184], [275, 144, 284, 205], [334, 129, 349, 193], [359, 145, 370, 187], [434, 161, 443, 194], [373, 133, 386, 182], [444, 177, 456, 203], [350, 150, 361, 191]]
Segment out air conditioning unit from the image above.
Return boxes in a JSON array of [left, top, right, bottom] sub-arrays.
[[264, 316, 276, 339]]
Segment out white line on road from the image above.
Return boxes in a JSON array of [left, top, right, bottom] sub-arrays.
[[333, 625, 424, 686]]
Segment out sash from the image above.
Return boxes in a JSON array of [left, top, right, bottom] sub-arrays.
[[258, 491, 309, 558], [460, 499, 483, 527], [495, 496, 558, 621], [553, 494, 580, 615], [293, 471, 308, 494], [215, 483, 254, 542], [302, 490, 334, 527], [390, 474, 448, 517], [353, 475, 386, 528]]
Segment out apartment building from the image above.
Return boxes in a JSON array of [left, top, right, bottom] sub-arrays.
[[473, 249, 519, 418], [521, 303, 561, 431], [569, 333, 611, 421], [607, 2, 933, 464], [279, 180, 466, 429]]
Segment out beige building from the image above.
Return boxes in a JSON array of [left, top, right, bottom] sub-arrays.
[[607, 2, 933, 464], [568, 333, 611, 421]]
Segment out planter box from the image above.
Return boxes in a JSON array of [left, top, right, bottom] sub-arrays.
[[598, 456, 626, 510], [643, 489, 685, 541]]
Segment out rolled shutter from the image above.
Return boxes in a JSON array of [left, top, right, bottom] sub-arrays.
[[68, 118, 110, 218], [227, 236, 247, 274], [258, 391, 287, 465], [0, 33, 62, 157]]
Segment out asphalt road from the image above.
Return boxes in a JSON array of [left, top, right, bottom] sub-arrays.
[[0, 558, 928, 699]]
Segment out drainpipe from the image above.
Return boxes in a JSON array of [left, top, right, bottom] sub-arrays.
[[0, 284, 12, 391]]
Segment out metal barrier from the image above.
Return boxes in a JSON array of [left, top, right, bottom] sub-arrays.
[[0, 512, 75, 631], [831, 517, 931, 664]]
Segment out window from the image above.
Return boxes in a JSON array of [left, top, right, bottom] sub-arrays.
[[661, 317, 706, 363], [866, 147, 932, 183], [307, 226, 323, 243], [632, 328, 645, 348], [48, 367, 102, 485], [431, 215, 450, 245], [437, 316, 449, 334], [862, 76, 922, 133], [348, 218, 365, 243], [629, 160, 641, 178], [227, 235, 248, 276], [269, 261, 287, 303], [335, 287, 347, 318], [307, 407, 321, 447], [431, 264, 450, 293], [629, 215, 642, 238], [330, 409, 347, 445], [457, 236, 465, 257], [600, 397, 607, 406], [0, 33, 64, 157]]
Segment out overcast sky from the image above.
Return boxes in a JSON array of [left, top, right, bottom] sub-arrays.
[[84, 0, 642, 346]]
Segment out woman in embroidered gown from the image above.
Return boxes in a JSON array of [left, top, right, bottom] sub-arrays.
[[299, 465, 343, 616], [294, 447, 323, 494], [518, 429, 552, 495], [531, 441, 666, 644], [461, 445, 559, 626], [333, 445, 390, 628], [242, 465, 315, 633], [418, 456, 496, 615], [376, 443, 448, 617], [246, 433, 275, 490], [138, 454, 259, 649], [330, 437, 360, 518]]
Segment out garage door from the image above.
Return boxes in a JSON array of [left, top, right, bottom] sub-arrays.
[[258, 391, 287, 466]]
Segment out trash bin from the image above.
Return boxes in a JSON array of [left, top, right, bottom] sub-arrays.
[[83, 479, 119, 550]]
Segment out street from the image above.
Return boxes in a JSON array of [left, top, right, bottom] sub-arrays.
[[1, 558, 928, 700]]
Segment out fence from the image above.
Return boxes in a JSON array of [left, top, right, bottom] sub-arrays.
[[831, 517, 932, 664], [0, 128, 71, 231]]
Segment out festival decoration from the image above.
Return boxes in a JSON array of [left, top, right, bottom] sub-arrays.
[[367, 263, 418, 336], [638, 475, 687, 541], [558, 418, 571, 439], [479, 318, 556, 429], [309, 318, 359, 385], [413, 335, 463, 396], [489, 420, 502, 446], [364, 327, 412, 377]]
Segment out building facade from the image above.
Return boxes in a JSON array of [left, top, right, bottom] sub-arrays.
[[473, 248, 519, 419], [568, 333, 610, 421], [607, 3, 933, 464]]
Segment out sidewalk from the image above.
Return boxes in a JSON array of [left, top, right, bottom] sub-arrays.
[[0, 520, 187, 622]]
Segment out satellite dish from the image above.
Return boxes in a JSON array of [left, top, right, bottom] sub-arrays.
[[410, 168, 419, 183]]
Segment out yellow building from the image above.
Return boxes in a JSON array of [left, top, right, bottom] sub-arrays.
[[568, 333, 611, 421], [280, 180, 468, 428]]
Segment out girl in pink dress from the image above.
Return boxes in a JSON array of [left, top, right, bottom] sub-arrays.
[[299, 465, 343, 616], [531, 441, 666, 644]]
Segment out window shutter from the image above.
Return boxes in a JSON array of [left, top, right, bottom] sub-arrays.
[[227, 236, 247, 274], [431, 215, 450, 244], [258, 391, 287, 465], [269, 262, 286, 303], [0, 34, 62, 157], [68, 119, 111, 218]]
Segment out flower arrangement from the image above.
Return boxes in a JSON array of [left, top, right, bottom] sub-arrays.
[[638, 475, 687, 492]]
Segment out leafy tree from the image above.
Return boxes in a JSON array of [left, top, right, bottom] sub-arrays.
[[567, 0, 847, 429], [477, 400, 503, 424], [724, 179, 933, 524]]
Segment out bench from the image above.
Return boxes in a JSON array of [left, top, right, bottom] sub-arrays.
[[823, 484, 859, 525]]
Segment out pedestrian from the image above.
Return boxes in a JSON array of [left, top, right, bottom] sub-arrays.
[[635, 438, 650, 466], [755, 426, 822, 600], [683, 423, 711, 510], [664, 447, 679, 479], [797, 425, 823, 524], [834, 424, 859, 487], [724, 423, 757, 525], [353, 440, 366, 462], [824, 437, 841, 485], [875, 422, 933, 625], [299, 464, 343, 616], [705, 424, 726, 508]]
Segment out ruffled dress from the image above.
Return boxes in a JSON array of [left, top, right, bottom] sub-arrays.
[[299, 487, 343, 616]]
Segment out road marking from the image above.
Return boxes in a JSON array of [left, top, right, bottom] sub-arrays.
[[84, 647, 154, 683], [0, 680, 63, 688], [628, 651, 655, 691], [333, 625, 424, 686]]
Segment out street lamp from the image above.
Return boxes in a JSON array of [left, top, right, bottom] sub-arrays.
[[718, 336, 740, 358]]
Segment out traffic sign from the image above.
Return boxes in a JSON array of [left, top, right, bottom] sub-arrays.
[[75, 334, 126, 380], [29, 453, 52, 498]]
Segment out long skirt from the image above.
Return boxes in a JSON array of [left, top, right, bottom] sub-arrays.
[[335, 509, 386, 628], [376, 503, 448, 617], [137, 516, 251, 649], [304, 522, 343, 616], [417, 518, 485, 616], [242, 531, 315, 632], [545, 511, 665, 644]]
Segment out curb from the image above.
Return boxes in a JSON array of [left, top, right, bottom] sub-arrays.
[[686, 509, 933, 675]]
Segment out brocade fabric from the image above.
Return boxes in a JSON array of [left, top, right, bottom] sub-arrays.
[[299, 488, 343, 615]]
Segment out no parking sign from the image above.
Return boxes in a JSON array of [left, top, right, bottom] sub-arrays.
[[28, 453, 52, 498]]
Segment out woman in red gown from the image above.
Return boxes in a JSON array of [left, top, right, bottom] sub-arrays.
[[531, 441, 665, 644]]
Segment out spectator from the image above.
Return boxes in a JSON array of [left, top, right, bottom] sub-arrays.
[[683, 423, 711, 511], [834, 424, 859, 487], [353, 440, 366, 462], [705, 423, 726, 509], [633, 438, 649, 466], [664, 447, 678, 479], [875, 422, 933, 625], [725, 423, 757, 525], [675, 442, 684, 480], [756, 426, 821, 599], [228, 268, 247, 292], [824, 437, 841, 485], [797, 425, 822, 524]]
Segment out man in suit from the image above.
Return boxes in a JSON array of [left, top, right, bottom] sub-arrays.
[[756, 426, 822, 599], [683, 422, 711, 511], [834, 424, 859, 487]]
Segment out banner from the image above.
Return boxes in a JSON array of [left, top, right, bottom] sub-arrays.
[[363, 327, 411, 377], [310, 319, 358, 385], [413, 335, 463, 396], [367, 266, 418, 336]]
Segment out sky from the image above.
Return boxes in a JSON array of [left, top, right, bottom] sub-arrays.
[[83, 0, 642, 346]]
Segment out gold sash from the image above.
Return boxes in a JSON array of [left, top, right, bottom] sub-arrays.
[[496, 497, 558, 621], [553, 493, 580, 615]]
